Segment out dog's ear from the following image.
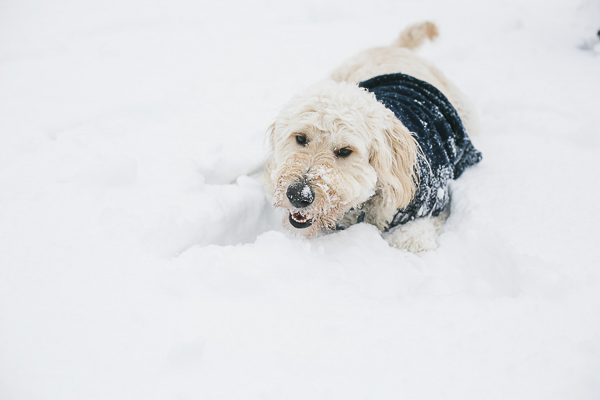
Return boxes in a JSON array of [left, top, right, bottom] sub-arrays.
[[369, 117, 419, 224], [263, 122, 277, 195]]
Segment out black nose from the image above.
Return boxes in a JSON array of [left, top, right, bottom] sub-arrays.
[[286, 181, 314, 208]]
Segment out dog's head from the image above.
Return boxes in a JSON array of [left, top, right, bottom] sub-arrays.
[[265, 80, 419, 235]]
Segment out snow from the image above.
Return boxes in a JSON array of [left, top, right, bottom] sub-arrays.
[[1, 0, 599, 399], [301, 184, 313, 201]]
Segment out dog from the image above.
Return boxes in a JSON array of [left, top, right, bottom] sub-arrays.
[[263, 22, 482, 252]]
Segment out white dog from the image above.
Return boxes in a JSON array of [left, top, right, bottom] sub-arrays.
[[263, 22, 482, 252]]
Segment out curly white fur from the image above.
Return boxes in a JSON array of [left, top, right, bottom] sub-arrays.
[[264, 22, 478, 252]]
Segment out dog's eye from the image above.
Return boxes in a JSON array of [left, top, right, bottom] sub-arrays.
[[335, 147, 353, 158], [295, 134, 308, 146]]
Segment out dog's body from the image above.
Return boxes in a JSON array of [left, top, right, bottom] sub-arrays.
[[263, 22, 481, 252]]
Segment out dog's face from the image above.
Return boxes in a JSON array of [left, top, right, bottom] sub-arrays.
[[270, 115, 379, 236], [266, 81, 418, 236]]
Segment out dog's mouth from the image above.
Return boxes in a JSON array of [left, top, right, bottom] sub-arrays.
[[288, 211, 313, 229]]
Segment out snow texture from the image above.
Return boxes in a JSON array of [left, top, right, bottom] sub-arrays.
[[1, 0, 600, 399], [301, 184, 313, 201]]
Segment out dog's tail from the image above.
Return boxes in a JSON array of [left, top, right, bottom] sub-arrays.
[[393, 21, 439, 49]]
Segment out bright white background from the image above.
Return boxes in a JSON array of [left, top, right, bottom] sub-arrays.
[[1, 0, 599, 398]]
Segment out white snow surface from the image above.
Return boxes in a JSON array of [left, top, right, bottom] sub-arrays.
[[1, 0, 600, 399]]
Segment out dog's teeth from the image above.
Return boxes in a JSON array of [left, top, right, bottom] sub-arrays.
[[292, 212, 308, 222]]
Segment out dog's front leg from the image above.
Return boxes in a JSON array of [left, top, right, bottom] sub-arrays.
[[383, 213, 447, 253]]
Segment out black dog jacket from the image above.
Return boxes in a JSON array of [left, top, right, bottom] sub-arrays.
[[358, 73, 482, 228]]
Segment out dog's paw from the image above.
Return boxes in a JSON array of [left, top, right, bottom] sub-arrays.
[[384, 214, 446, 253]]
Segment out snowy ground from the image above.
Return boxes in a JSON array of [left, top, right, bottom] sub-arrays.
[[1, 0, 600, 398]]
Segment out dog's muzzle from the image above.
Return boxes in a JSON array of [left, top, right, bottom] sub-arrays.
[[286, 181, 314, 229], [286, 181, 314, 208]]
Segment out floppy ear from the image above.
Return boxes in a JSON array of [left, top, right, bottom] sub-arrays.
[[263, 122, 277, 195], [369, 117, 419, 225]]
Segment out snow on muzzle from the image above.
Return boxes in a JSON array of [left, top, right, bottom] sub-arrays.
[[286, 181, 314, 229]]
